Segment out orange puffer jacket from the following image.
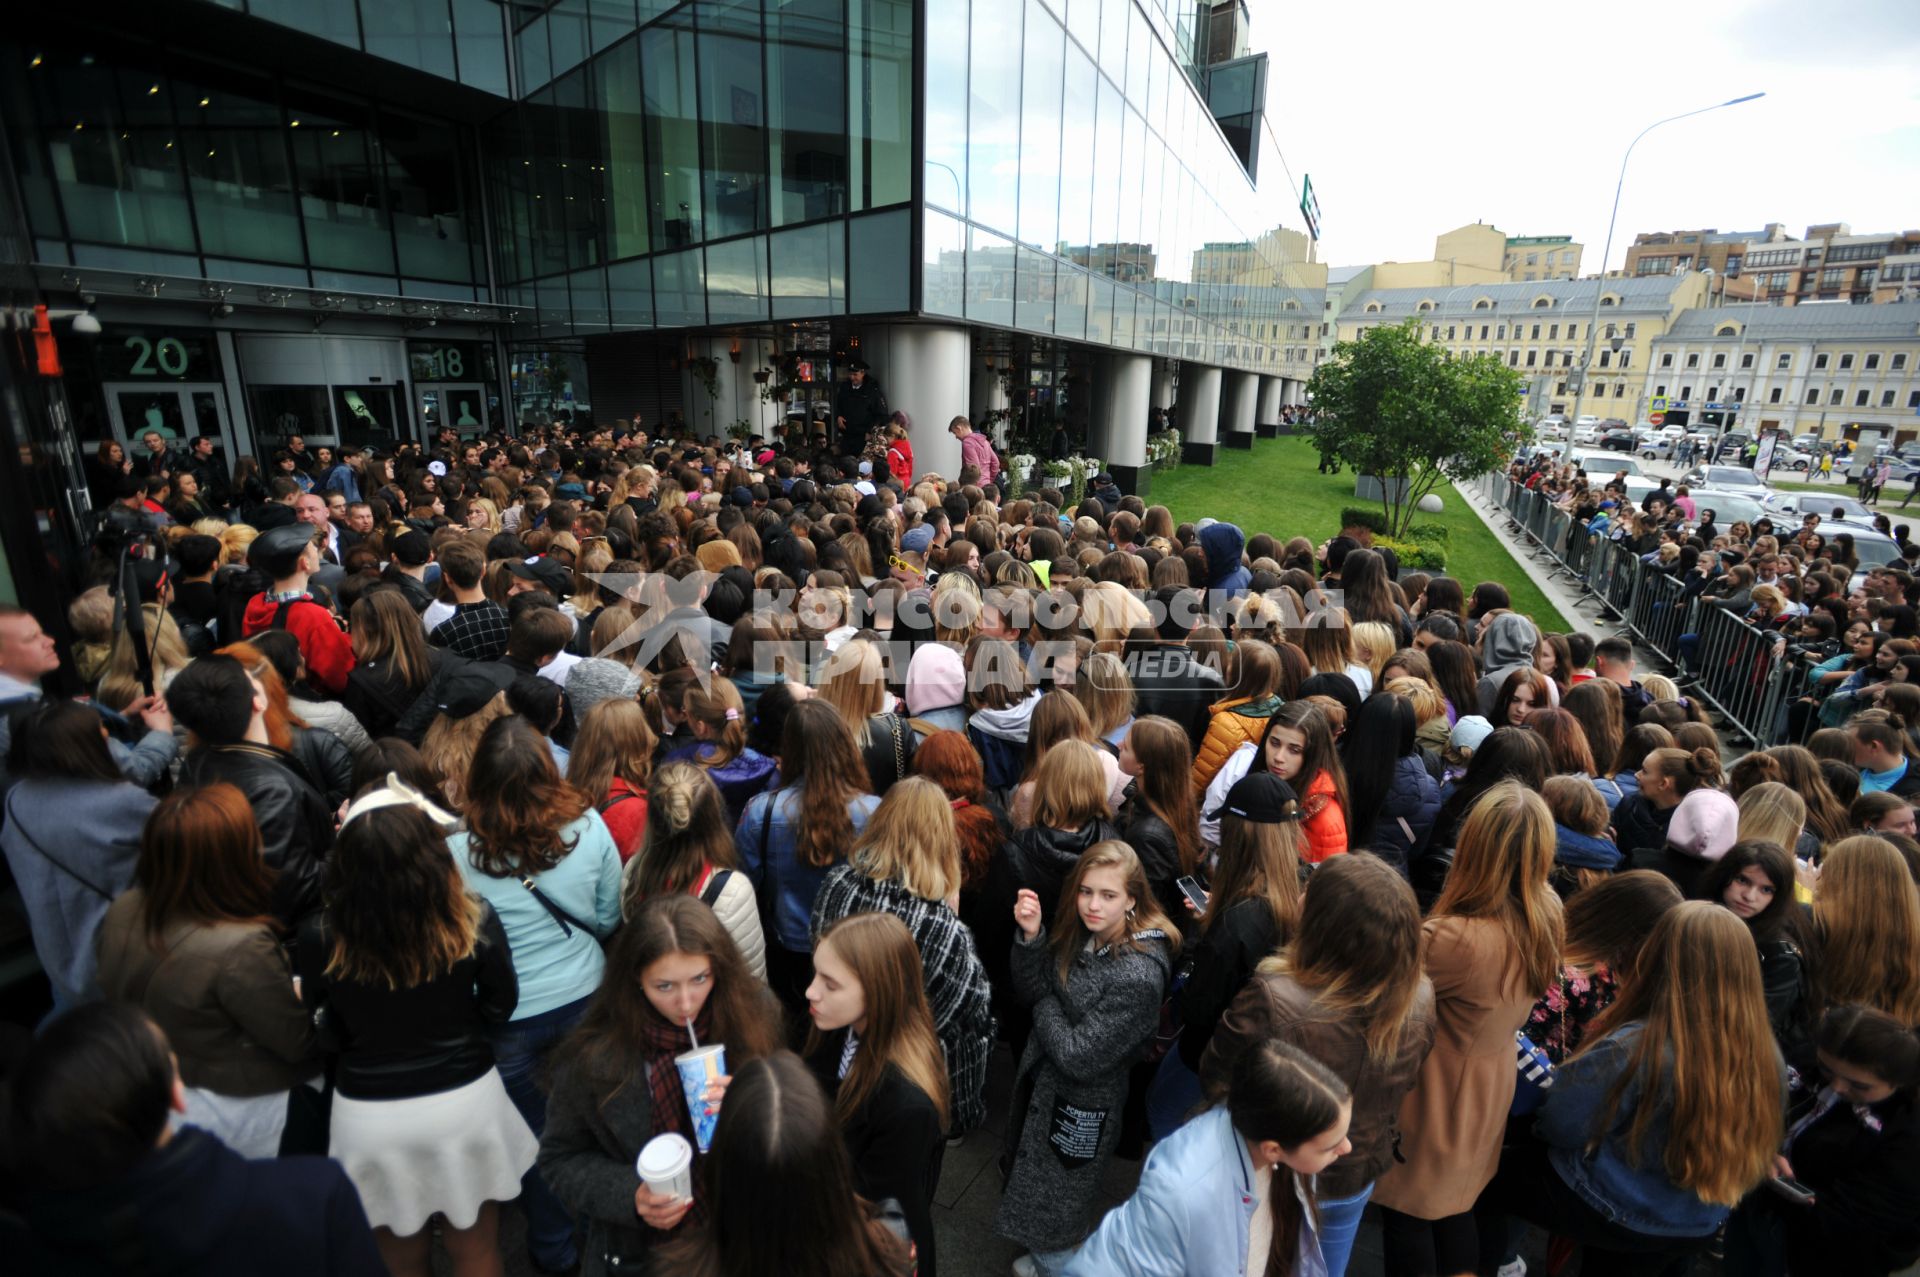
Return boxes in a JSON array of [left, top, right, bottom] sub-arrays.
[[1300, 768, 1349, 863], [1191, 695, 1283, 795]]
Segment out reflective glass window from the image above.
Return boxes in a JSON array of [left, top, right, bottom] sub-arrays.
[[361, 0, 457, 79], [849, 0, 912, 211], [174, 73, 303, 264], [921, 208, 965, 319], [641, 18, 702, 248], [523, 89, 570, 275], [597, 40, 649, 260], [32, 56, 196, 253], [607, 256, 656, 327], [1116, 104, 1143, 259], [849, 208, 908, 313], [381, 111, 477, 282], [1086, 273, 1114, 344], [517, 15, 552, 93], [548, 0, 593, 79], [766, 0, 846, 227], [1057, 45, 1096, 257], [589, 0, 637, 53], [1015, 245, 1056, 333], [706, 235, 770, 322], [552, 67, 602, 270], [286, 92, 395, 275], [923, 0, 968, 214], [772, 221, 847, 318], [453, 0, 511, 95], [250, 0, 360, 48], [1098, 0, 1128, 83], [967, 225, 1016, 328], [696, 1, 767, 239], [653, 247, 706, 325], [569, 265, 610, 331], [1017, 0, 1063, 252], [1055, 261, 1088, 340], [1066, 0, 1100, 53], [1087, 74, 1123, 279], [967, 0, 1022, 236]]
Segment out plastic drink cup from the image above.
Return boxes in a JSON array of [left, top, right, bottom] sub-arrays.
[[636, 1132, 693, 1202], [675, 1044, 727, 1152]]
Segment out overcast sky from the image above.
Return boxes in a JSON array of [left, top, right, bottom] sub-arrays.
[[1259, 0, 1920, 273]]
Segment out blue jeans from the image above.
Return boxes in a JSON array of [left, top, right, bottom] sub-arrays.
[[1317, 1183, 1373, 1277], [491, 995, 593, 1269]]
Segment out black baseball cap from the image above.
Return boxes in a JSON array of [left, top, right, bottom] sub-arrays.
[[507, 556, 574, 594], [1204, 772, 1303, 824], [435, 661, 516, 720], [390, 530, 432, 567]]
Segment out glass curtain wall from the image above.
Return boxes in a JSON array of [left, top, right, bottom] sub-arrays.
[[488, 0, 914, 336], [921, 0, 1311, 373], [6, 39, 487, 296]]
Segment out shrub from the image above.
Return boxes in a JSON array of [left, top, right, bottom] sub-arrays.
[[1376, 536, 1447, 572], [1339, 508, 1389, 536]]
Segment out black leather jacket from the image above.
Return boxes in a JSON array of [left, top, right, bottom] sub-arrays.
[[1128, 643, 1226, 752], [289, 724, 354, 810], [296, 902, 517, 1101], [179, 742, 333, 925]]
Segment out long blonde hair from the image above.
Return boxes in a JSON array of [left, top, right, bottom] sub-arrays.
[[805, 913, 950, 1131], [1579, 902, 1782, 1205], [420, 693, 512, 811], [568, 698, 656, 806], [1431, 780, 1565, 996], [1072, 651, 1136, 739], [816, 638, 888, 722], [848, 777, 960, 904], [1816, 835, 1920, 1026], [1030, 739, 1110, 831], [1735, 782, 1806, 855]]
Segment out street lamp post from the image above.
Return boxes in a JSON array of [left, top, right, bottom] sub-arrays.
[[1576, 93, 1765, 425]]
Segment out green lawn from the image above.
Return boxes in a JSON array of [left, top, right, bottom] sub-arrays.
[[1146, 436, 1574, 633]]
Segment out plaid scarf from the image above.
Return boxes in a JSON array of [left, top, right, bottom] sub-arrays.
[[640, 1005, 715, 1229]]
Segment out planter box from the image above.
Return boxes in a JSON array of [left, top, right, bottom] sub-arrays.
[[1223, 431, 1254, 450], [1182, 440, 1218, 466], [1256, 422, 1280, 438], [1110, 463, 1151, 498]]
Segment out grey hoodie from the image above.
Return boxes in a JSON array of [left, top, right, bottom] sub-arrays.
[[1476, 612, 1540, 716]]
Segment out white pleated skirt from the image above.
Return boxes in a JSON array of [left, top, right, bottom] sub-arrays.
[[329, 1067, 538, 1235]]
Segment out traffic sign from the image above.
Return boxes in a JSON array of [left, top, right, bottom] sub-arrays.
[[1649, 411, 1666, 426], [1649, 395, 1668, 413]]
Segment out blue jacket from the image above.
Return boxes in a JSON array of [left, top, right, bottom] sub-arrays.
[[1364, 755, 1442, 873], [663, 742, 780, 827], [1065, 1106, 1328, 1277], [1553, 823, 1621, 874], [320, 462, 361, 504], [1199, 523, 1252, 597], [1537, 1022, 1783, 1238], [736, 786, 881, 952]]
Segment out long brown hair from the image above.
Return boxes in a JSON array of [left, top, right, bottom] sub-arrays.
[[1030, 738, 1112, 831], [1579, 902, 1783, 1205], [849, 777, 961, 903], [137, 783, 278, 945], [805, 913, 951, 1130], [1524, 706, 1596, 776], [1763, 745, 1851, 843], [1049, 840, 1182, 983], [1206, 808, 1304, 946], [558, 895, 779, 1098], [349, 588, 433, 693], [1127, 715, 1201, 878], [568, 697, 656, 805], [1560, 870, 1683, 978], [782, 699, 870, 869], [682, 678, 750, 770], [1256, 853, 1425, 1064], [325, 803, 483, 989], [461, 715, 593, 876], [914, 729, 1001, 892], [1229, 1040, 1352, 1277], [1561, 678, 1624, 776], [624, 764, 736, 910], [1431, 781, 1565, 997], [1815, 835, 1920, 1025]]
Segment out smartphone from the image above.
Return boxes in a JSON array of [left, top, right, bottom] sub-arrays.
[[1766, 1175, 1816, 1207], [1176, 875, 1209, 913]]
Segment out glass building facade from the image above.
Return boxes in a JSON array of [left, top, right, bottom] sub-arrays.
[[2, 0, 1320, 468]]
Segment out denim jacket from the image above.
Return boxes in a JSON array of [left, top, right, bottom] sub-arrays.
[[1537, 1022, 1784, 1238], [735, 786, 881, 952]]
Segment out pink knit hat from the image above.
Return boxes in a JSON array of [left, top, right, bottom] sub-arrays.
[[905, 642, 967, 715], [1667, 789, 1739, 861]]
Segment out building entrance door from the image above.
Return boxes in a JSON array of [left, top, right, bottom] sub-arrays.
[[418, 384, 487, 435], [104, 382, 237, 458]]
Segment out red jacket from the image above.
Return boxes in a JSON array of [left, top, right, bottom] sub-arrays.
[[241, 593, 354, 694], [887, 437, 914, 489], [599, 776, 649, 862], [1301, 767, 1349, 863]]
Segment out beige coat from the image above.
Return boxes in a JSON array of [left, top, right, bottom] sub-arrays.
[[1371, 913, 1539, 1219]]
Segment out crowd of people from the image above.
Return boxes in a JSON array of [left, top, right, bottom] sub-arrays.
[[2, 416, 1918, 1277]]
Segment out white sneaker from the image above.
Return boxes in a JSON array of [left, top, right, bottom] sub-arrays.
[[1496, 1259, 1527, 1277], [1011, 1257, 1040, 1277]]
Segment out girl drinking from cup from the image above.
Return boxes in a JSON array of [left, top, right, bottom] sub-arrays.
[[995, 842, 1179, 1276], [539, 896, 779, 1276]]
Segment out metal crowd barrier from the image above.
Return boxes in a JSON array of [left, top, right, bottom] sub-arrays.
[[1468, 473, 1794, 748]]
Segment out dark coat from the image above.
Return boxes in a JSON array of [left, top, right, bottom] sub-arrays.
[[833, 377, 889, 453], [1176, 897, 1283, 1071], [981, 819, 1122, 1057], [1611, 792, 1675, 860], [178, 742, 332, 925], [1129, 643, 1226, 752], [806, 1034, 944, 1275], [1363, 755, 1443, 874], [1120, 806, 1186, 924], [9, 1126, 383, 1276], [994, 929, 1171, 1253]]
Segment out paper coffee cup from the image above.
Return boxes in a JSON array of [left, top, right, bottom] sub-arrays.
[[675, 1044, 727, 1153], [636, 1132, 693, 1203]]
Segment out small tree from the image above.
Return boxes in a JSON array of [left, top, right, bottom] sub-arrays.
[[1306, 319, 1527, 538]]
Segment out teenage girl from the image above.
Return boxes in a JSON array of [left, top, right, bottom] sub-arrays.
[[1201, 701, 1350, 862]]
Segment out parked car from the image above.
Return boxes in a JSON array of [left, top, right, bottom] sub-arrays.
[[1688, 489, 1770, 529], [1597, 426, 1639, 452], [1572, 422, 1602, 446], [1570, 451, 1644, 477], [1768, 447, 1814, 473], [1639, 435, 1678, 461], [1681, 464, 1770, 493], [1791, 434, 1822, 453], [1658, 424, 1687, 440], [1764, 491, 1877, 522]]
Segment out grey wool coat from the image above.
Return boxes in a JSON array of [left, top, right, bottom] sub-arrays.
[[994, 928, 1171, 1254], [538, 1053, 663, 1277]]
